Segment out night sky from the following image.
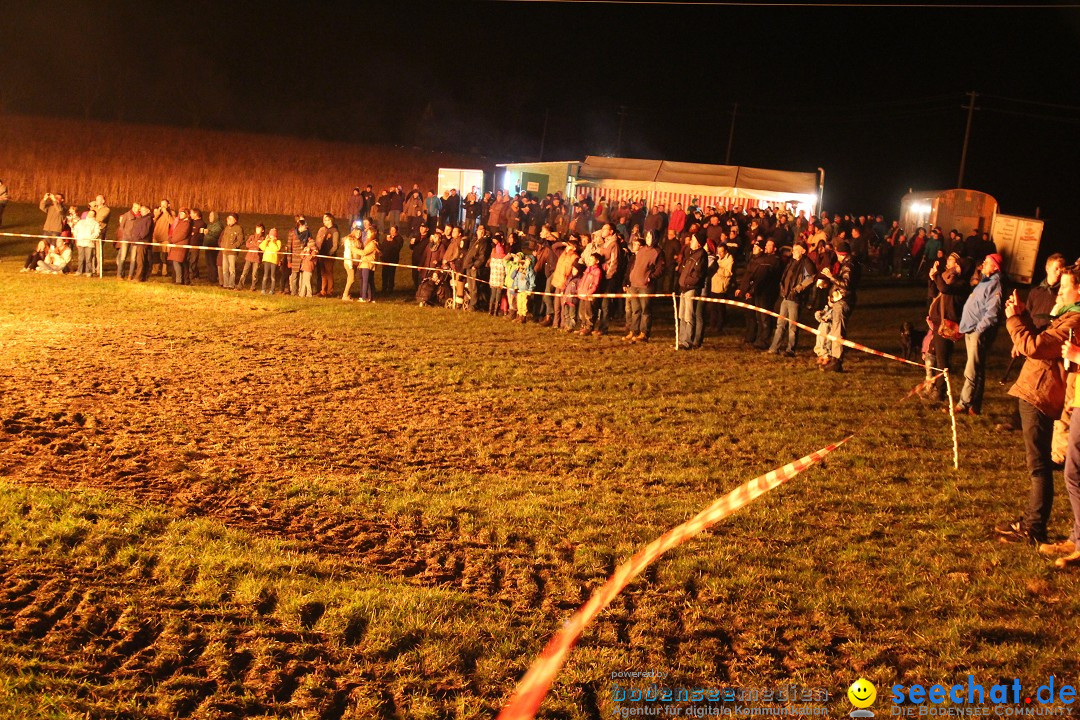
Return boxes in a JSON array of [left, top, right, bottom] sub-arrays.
[[3, 1, 1079, 241]]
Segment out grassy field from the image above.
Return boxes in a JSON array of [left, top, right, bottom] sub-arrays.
[[1, 202, 1078, 720]]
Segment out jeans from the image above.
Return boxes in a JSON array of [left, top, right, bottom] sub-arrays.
[[360, 268, 373, 300], [1019, 399, 1055, 543], [1064, 413, 1080, 545], [222, 253, 237, 288], [240, 259, 259, 290], [116, 242, 131, 278], [172, 260, 185, 284], [628, 287, 652, 337], [261, 262, 277, 293], [489, 287, 504, 316], [342, 262, 355, 299], [77, 246, 93, 274], [299, 270, 313, 297], [543, 274, 556, 318], [561, 302, 577, 330], [768, 299, 801, 353], [579, 298, 594, 330], [467, 267, 482, 310], [959, 328, 996, 411], [678, 289, 704, 348]]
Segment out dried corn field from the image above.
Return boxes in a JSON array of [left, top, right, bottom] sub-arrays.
[[0, 114, 492, 218]]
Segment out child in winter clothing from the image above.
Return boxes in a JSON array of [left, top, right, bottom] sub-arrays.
[[259, 228, 281, 294], [299, 237, 317, 297], [510, 253, 536, 323], [561, 264, 582, 331], [577, 253, 603, 334], [503, 252, 521, 319]]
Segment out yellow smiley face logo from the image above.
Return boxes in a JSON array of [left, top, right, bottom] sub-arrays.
[[848, 678, 877, 708]]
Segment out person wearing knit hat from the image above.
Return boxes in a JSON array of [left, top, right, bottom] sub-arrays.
[[955, 253, 1005, 415], [813, 238, 861, 372]]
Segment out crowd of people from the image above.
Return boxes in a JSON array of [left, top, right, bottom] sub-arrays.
[[12, 183, 1080, 567]]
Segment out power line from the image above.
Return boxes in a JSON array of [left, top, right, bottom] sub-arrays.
[[980, 92, 1080, 114], [981, 106, 1080, 126], [499, 0, 1080, 7], [742, 93, 960, 113]]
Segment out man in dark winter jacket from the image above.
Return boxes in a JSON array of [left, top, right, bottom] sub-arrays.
[[625, 231, 662, 342], [463, 225, 492, 311], [767, 242, 816, 356], [737, 239, 783, 349], [677, 235, 709, 350]]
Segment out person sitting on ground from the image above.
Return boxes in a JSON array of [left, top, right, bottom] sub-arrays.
[[36, 237, 72, 274], [23, 238, 52, 272]]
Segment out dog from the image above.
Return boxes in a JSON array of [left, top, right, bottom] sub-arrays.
[[900, 321, 927, 361]]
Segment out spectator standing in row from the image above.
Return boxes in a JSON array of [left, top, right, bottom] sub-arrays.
[[0, 178, 8, 227], [287, 217, 311, 296], [130, 205, 153, 281], [676, 234, 708, 350], [955, 254, 1004, 415], [73, 209, 101, 276], [260, 228, 281, 294], [347, 187, 364, 227], [378, 224, 403, 293], [167, 208, 192, 285], [189, 208, 207, 281], [995, 265, 1080, 547], [316, 214, 340, 297], [767, 241, 815, 356], [218, 213, 244, 289], [203, 211, 223, 286], [40, 192, 66, 237], [115, 202, 139, 280]]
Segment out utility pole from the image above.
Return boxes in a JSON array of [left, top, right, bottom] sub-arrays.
[[958, 90, 978, 188], [725, 102, 738, 165], [616, 105, 628, 155], [539, 107, 549, 162]]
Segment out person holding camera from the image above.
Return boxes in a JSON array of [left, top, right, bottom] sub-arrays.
[[39, 192, 66, 237], [995, 264, 1080, 548]]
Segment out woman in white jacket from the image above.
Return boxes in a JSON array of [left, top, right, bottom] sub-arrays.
[[73, 210, 101, 276], [341, 226, 362, 301]]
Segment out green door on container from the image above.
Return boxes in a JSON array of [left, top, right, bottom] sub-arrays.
[[520, 172, 549, 198]]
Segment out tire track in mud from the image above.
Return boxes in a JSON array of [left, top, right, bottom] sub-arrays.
[[0, 326, 621, 612], [0, 558, 398, 719]]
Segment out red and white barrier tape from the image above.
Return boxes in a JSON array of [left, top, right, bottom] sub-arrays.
[[496, 436, 853, 720], [694, 295, 937, 372]]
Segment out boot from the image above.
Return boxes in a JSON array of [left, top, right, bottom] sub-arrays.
[[539, 315, 553, 327]]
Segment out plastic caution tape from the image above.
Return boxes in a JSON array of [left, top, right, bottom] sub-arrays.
[[496, 435, 853, 720]]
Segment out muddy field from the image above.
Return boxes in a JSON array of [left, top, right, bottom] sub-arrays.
[[2, 235, 1079, 719]]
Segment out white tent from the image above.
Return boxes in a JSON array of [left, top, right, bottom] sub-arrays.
[[573, 156, 821, 215]]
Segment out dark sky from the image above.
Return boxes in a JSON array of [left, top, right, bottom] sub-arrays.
[[3, 1, 1080, 236]]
